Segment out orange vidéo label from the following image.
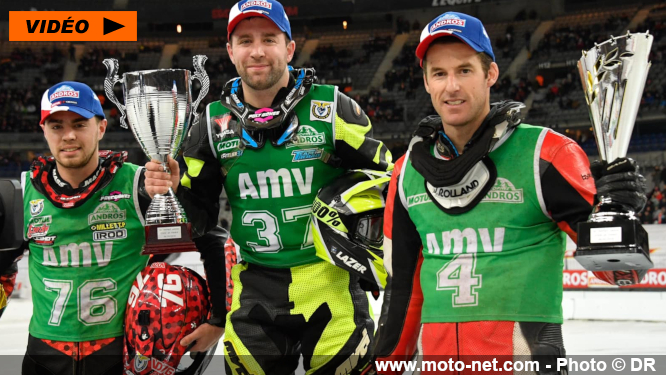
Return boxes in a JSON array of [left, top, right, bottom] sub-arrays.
[[9, 11, 137, 42]]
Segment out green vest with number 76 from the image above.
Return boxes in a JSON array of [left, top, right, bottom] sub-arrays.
[[22, 163, 148, 341]]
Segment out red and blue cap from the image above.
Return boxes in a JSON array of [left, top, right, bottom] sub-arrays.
[[228, 0, 292, 40], [40, 81, 105, 125], [416, 12, 495, 66]]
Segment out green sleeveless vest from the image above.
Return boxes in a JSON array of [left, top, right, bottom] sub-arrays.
[[22, 163, 149, 341], [401, 125, 566, 323], [206, 84, 345, 268]]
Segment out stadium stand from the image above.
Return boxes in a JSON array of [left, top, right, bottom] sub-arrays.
[[0, 1, 664, 211]]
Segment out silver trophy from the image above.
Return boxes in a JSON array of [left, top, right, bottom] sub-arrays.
[[103, 56, 209, 255], [575, 32, 653, 271]]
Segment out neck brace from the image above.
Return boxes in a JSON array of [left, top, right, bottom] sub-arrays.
[[409, 101, 525, 214], [30, 151, 127, 209]]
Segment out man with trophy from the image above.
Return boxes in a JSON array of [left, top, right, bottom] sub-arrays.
[[0, 81, 152, 374], [144, 0, 393, 373], [369, 11, 651, 374], [0, 79, 228, 373]]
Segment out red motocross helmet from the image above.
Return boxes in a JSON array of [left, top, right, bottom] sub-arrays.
[[124, 262, 214, 375]]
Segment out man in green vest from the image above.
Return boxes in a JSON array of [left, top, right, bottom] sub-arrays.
[[145, 0, 393, 373], [0, 81, 150, 374], [0, 81, 227, 375], [371, 12, 647, 375]]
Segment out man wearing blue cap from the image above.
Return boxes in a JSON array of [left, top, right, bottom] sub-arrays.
[[371, 12, 647, 374], [0, 81, 153, 374], [145, 0, 393, 373]]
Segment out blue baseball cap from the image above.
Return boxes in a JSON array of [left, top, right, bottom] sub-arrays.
[[228, 0, 292, 40], [40, 81, 105, 125], [416, 12, 495, 66]]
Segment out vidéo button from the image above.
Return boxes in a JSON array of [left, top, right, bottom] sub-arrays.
[[9, 11, 136, 41]]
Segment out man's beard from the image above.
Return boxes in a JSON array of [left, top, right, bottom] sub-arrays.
[[240, 62, 286, 91], [55, 147, 97, 170]]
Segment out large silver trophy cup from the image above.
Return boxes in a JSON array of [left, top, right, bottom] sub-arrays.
[[103, 56, 209, 255], [575, 32, 653, 272]]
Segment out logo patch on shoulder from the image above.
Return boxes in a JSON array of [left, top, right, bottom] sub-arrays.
[[310, 100, 333, 123], [481, 177, 524, 204], [30, 199, 44, 216]]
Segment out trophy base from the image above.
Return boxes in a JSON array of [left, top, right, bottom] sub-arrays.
[[576, 219, 652, 271], [142, 222, 198, 255]]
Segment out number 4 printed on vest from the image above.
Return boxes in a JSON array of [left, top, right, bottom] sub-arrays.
[[437, 253, 482, 307]]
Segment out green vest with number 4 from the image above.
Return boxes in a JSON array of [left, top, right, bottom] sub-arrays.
[[401, 125, 566, 323], [207, 84, 345, 268], [22, 164, 148, 341]]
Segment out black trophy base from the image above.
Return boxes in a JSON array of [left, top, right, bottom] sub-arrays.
[[576, 219, 652, 271], [142, 222, 197, 255]]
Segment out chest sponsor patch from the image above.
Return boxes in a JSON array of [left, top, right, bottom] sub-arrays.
[[34, 235, 56, 246], [287, 125, 326, 148], [88, 202, 126, 225], [407, 193, 431, 207], [93, 228, 127, 242], [27, 215, 52, 238], [91, 221, 126, 231], [310, 100, 333, 123], [481, 177, 523, 203], [216, 138, 241, 152], [220, 150, 243, 159], [292, 148, 324, 162]]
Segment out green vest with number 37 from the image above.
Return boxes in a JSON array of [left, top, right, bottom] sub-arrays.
[[207, 84, 345, 268], [22, 164, 148, 341]]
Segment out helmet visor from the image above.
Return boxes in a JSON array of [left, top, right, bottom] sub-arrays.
[[354, 214, 384, 249]]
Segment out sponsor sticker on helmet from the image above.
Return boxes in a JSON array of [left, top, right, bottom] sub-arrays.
[[134, 355, 150, 372], [312, 198, 348, 232], [151, 358, 176, 375]]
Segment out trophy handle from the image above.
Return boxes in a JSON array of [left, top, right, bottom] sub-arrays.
[[190, 55, 210, 120], [102, 58, 128, 129]]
